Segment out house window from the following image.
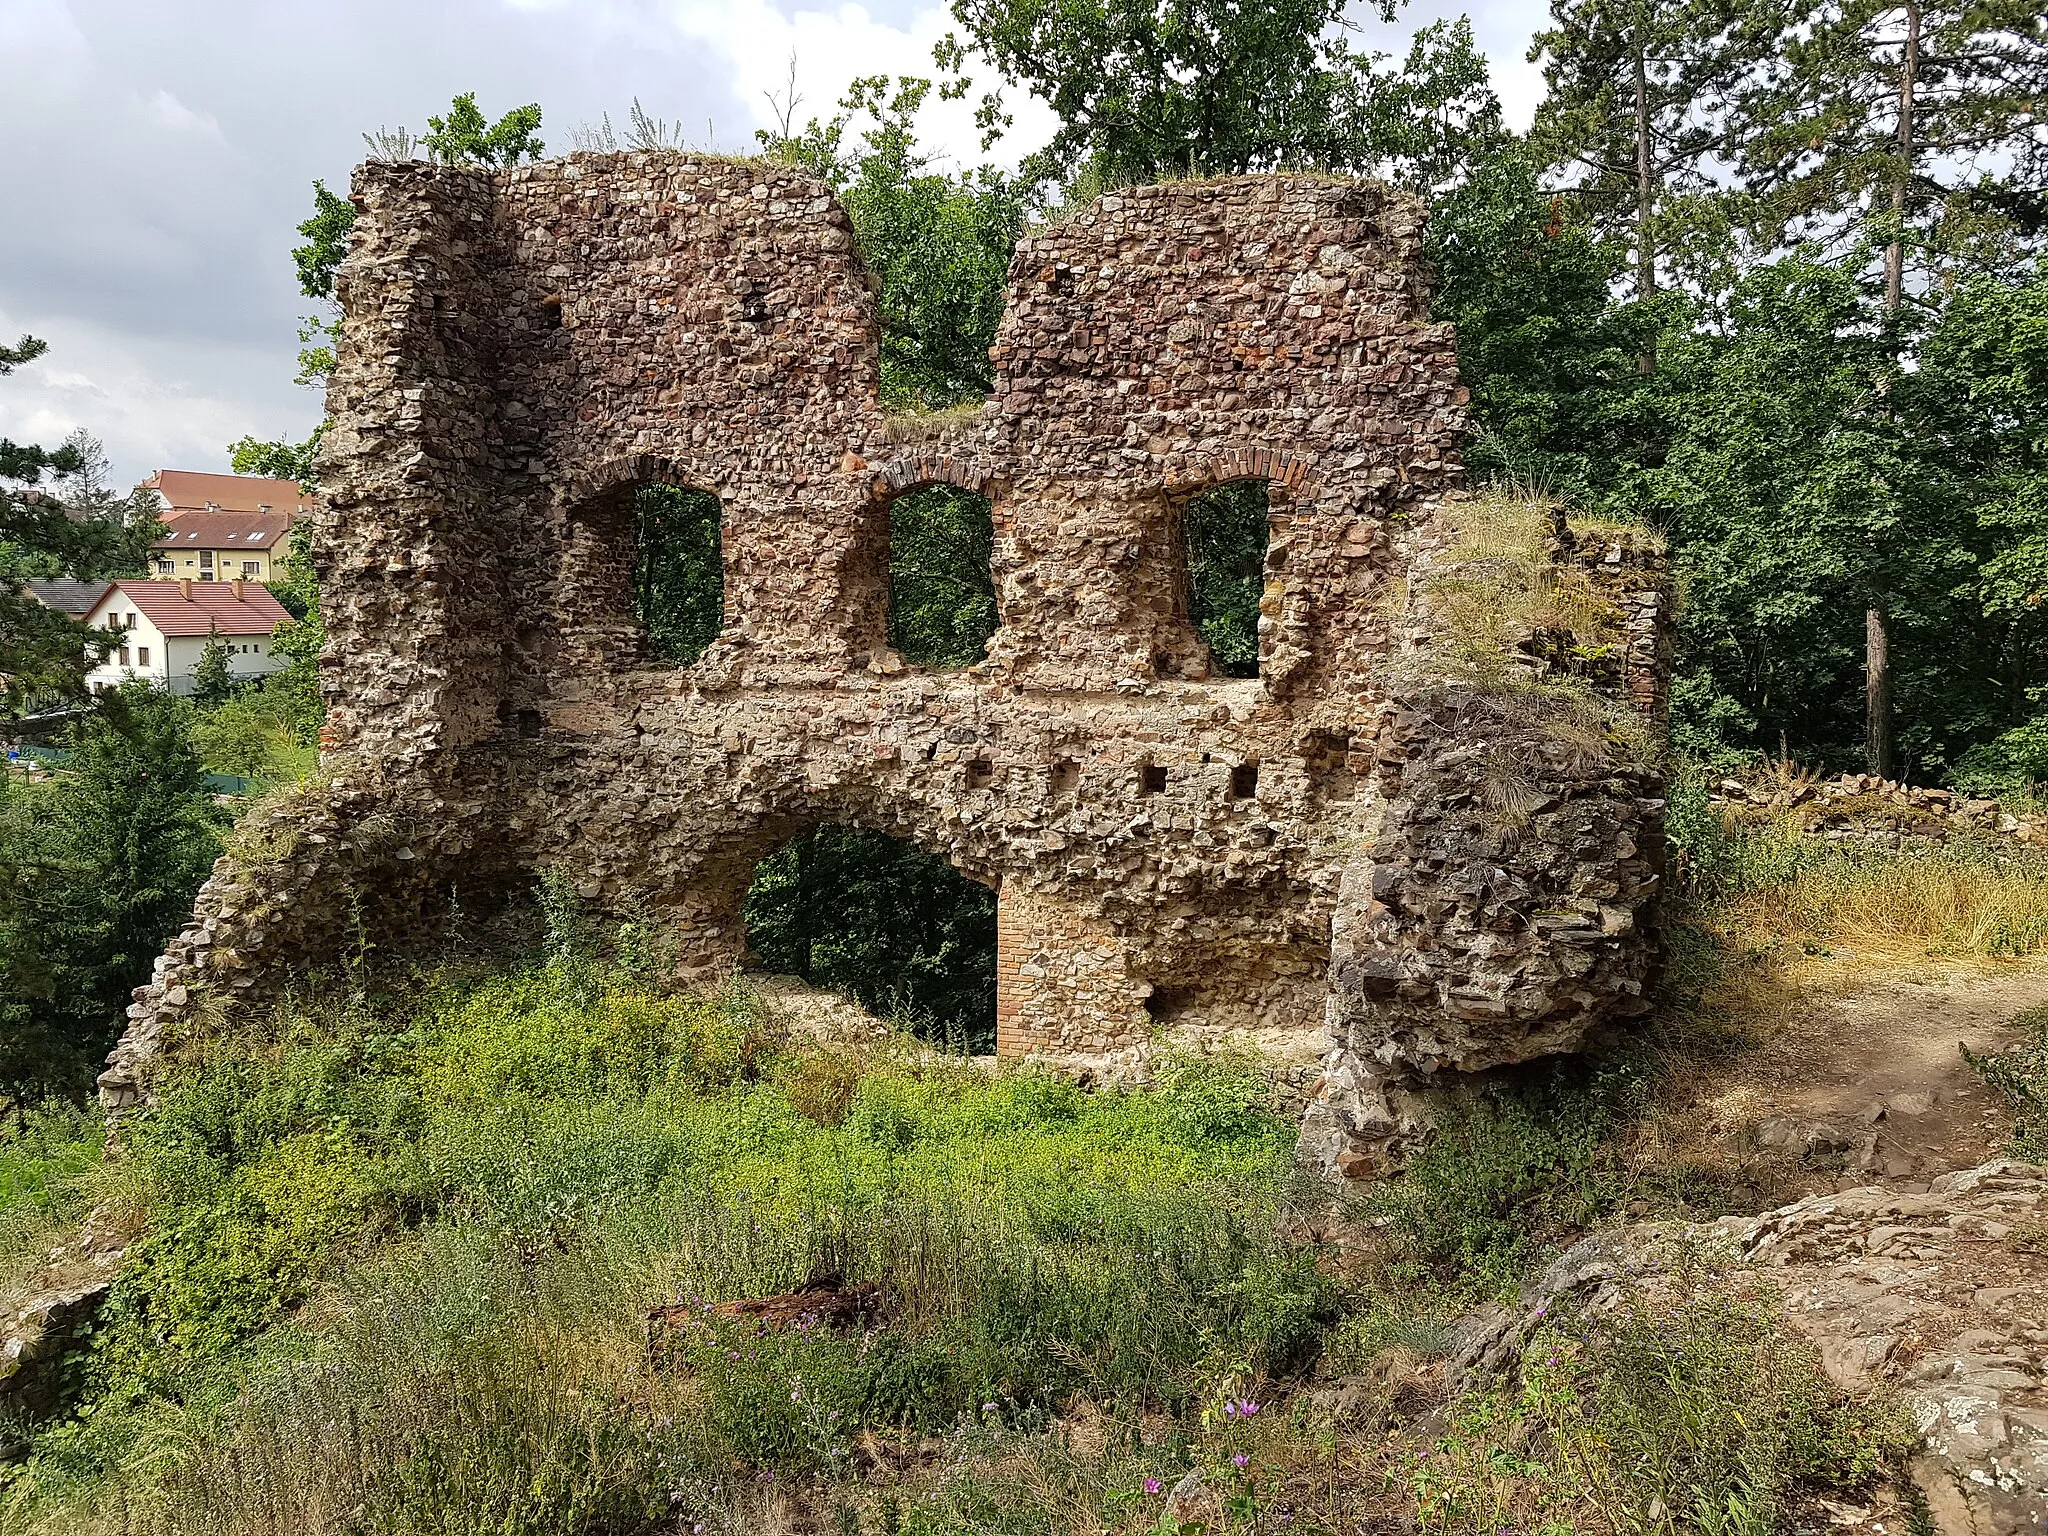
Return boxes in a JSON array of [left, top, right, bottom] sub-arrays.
[[243, 561, 260, 576], [198, 550, 213, 569], [200, 571, 215, 581], [156, 560, 174, 575], [137, 647, 150, 667], [119, 646, 130, 667]]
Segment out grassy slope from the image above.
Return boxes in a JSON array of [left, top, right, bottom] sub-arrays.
[[3, 839, 2007, 1534]]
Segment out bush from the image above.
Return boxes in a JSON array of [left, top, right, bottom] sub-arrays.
[[1964, 1005, 2048, 1161], [1414, 1258, 1910, 1535], [1361, 1060, 1645, 1295], [0, 1101, 102, 1285]]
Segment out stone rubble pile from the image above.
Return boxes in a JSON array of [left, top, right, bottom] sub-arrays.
[[1709, 773, 2047, 848]]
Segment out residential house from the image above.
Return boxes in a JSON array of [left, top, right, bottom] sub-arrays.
[[84, 579, 292, 695], [138, 469, 314, 583], [150, 510, 297, 582], [138, 469, 314, 519], [20, 579, 110, 618]]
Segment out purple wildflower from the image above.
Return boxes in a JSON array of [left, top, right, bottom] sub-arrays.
[[1144, 1478, 1161, 1495]]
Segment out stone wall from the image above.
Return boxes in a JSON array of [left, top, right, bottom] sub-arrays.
[[100, 155, 1672, 1175], [1710, 772, 2048, 849]]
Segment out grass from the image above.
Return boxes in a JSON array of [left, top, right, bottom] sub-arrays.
[[1964, 1004, 2048, 1160], [0, 1103, 103, 1294], [1423, 485, 1627, 691], [1411, 1252, 1911, 1536], [1669, 769, 2048, 964], [0, 900, 1924, 1535], [879, 402, 984, 444]]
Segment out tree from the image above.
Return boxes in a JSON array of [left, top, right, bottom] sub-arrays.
[[1653, 255, 1990, 774], [887, 487, 999, 666], [634, 487, 724, 664], [946, 0, 1403, 186], [1427, 140, 1669, 504], [1728, 0, 2046, 771], [0, 684, 218, 1095], [1911, 264, 2048, 787], [1529, 0, 1767, 369], [421, 93, 546, 166], [763, 75, 1030, 409], [1739, 0, 2048, 311], [1364, 19, 1508, 197], [1, 341, 162, 712], [229, 431, 322, 490], [192, 625, 235, 706], [261, 524, 327, 748], [742, 826, 997, 1050]]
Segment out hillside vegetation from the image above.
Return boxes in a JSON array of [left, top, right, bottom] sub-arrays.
[[0, 871, 1972, 1536]]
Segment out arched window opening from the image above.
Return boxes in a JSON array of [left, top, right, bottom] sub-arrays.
[[887, 486, 997, 668], [634, 485, 723, 664], [742, 826, 997, 1053], [1183, 479, 1273, 678]]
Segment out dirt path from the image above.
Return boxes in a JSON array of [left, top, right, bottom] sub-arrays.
[[1670, 957, 2046, 1198]]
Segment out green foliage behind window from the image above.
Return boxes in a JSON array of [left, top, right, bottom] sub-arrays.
[[743, 827, 997, 1051], [634, 486, 724, 665], [888, 486, 997, 668], [1184, 480, 1269, 677]]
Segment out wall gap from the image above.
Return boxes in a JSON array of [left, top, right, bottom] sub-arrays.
[[1182, 478, 1275, 678], [887, 485, 998, 667]]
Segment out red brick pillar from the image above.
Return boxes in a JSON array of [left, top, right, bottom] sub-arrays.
[[995, 882, 1035, 1057]]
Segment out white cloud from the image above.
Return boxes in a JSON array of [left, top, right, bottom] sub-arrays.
[[659, 0, 1061, 166], [147, 89, 226, 139], [0, 305, 306, 480]]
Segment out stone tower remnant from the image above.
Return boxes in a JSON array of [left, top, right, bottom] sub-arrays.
[[99, 156, 1671, 1174]]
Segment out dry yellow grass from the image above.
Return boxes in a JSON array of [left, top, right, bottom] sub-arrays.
[[1424, 488, 1626, 687], [1701, 831, 2048, 966]]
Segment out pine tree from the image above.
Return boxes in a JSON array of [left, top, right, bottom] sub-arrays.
[[1, 339, 162, 713], [0, 683, 217, 1094], [1736, 0, 2047, 773], [1529, 0, 1768, 370], [192, 624, 236, 706], [1740, 0, 2048, 309]]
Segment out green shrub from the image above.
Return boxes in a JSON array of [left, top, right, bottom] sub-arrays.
[[1416, 1259, 1910, 1536], [0, 1101, 101, 1283], [1964, 1005, 2048, 1161], [1361, 1060, 1644, 1294]]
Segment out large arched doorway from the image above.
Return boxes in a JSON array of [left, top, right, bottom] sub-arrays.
[[741, 826, 997, 1052]]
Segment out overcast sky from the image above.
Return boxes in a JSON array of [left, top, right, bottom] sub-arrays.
[[0, 0, 1547, 490]]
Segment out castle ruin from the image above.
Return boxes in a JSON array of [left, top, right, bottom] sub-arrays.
[[100, 156, 1670, 1174]]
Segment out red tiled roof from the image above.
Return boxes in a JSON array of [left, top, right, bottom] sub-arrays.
[[140, 470, 314, 517], [151, 510, 296, 552], [91, 580, 293, 638]]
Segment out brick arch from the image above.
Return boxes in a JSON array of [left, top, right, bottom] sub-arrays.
[[558, 453, 737, 510], [550, 458, 731, 674], [871, 452, 1002, 499], [1165, 446, 1321, 499]]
